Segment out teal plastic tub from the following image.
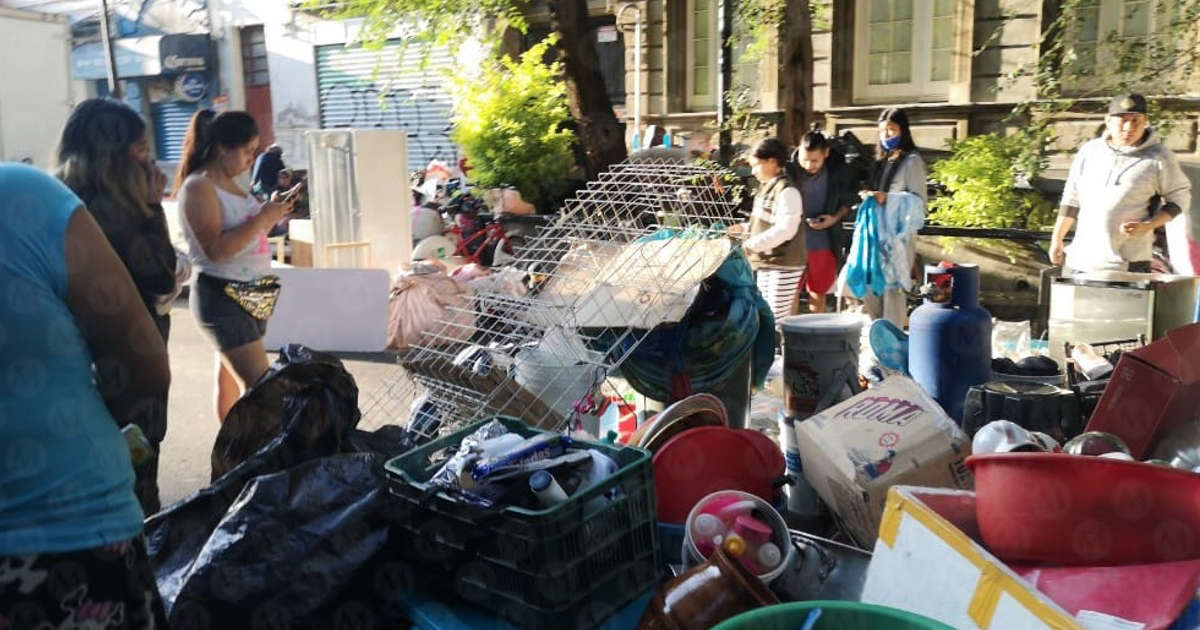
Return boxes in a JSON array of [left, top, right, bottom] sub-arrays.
[[712, 601, 955, 630], [383, 416, 660, 630]]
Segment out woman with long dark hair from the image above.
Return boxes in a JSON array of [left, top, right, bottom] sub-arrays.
[[856, 107, 927, 326], [55, 97, 181, 515], [176, 110, 299, 423]]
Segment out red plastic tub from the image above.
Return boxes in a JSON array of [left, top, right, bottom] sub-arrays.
[[966, 453, 1200, 565]]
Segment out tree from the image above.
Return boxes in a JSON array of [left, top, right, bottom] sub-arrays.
[[727, 0, 814, 146], [548, 0, 627, 177], [449, 39, 576, 207], [306, 0, 626, 178], [778, 0, 814, 145]]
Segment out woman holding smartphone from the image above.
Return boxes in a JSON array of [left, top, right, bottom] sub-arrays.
[[55, 97, 180, 515], [175, 110, 301, 424]]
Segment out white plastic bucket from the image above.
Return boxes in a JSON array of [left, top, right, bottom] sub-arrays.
[[779, 312, 863, 419], [681, 490, 795, 585]]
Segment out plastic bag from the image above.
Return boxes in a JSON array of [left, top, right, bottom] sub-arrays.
[[146, 347, 415, 627], [387, 270, 476, 350], [992, 320, 1032, 361], [162, 454, 406, 628], [428, 419, 511, 488], [411, 205, 444, 241], [210, 345, 361, 481], [483, 187, 536, 216], [451, 262, 491, 283], [148, 347, 363, 577], [468, 267, 528, 298]]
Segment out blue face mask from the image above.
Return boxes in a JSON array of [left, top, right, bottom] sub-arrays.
[[881, 135, 901, 151]]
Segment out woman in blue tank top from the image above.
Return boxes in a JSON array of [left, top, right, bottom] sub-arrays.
[[0, 164, 170, 626]]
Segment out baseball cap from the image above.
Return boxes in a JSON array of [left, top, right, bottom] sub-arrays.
[[1108, 93, 1148, 116]]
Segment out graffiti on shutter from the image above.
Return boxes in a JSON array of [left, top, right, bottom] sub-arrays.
[[316, 42, 459, 173]]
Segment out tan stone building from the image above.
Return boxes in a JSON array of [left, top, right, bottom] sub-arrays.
[[525, 0, 1200, 181]]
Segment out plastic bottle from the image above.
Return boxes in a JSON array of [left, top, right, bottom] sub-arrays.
[[476, 433, 525, 459], [722, 532, 747, 557], [757, 542, 782, 570], [692, 513, 726, 540], [529, 470, 569, 507], [122, 424, 153, 466]]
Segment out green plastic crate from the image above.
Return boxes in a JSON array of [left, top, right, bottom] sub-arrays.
[[383, 416, 661, 630]]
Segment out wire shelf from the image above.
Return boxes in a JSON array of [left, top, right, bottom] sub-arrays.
[[360, 158, 747, 440]]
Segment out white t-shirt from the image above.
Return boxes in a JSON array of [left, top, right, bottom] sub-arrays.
[[182, 186, 273, 282]]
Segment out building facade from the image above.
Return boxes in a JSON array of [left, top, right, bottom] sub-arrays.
[[610, 0, 1200, 177]]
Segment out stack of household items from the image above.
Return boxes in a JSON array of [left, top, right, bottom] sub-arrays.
[[185, 151, 1200, 629]]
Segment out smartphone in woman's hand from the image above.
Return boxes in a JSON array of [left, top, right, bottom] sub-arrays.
[[282, 178, 305, 202]]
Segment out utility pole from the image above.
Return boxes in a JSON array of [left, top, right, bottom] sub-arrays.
[[99, 0, 122, 99]]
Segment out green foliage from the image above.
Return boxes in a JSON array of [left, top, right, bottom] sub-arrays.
[[927, 133, 1056, 230], [731, 0, 785, 61], [731, 0, 826, 60], [718, 86, 775, 139], [448, 39, 575, 208], [302, 0, 527, 51]]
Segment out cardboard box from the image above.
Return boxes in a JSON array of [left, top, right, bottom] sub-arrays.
[[1085, 323, 1200, 459], [862, 486, 1081, 629], [794, 377, 973, 547]]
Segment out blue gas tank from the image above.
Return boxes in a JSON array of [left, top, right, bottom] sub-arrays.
[[908, 263, 992, 422]]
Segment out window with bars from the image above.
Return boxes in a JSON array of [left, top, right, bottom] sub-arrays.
[[687, 0, 714, 109], [855, 0, 958, 102], [684, 0, 766, 111], [241, 25, 270, 87], [930, 0, 956, 82], [1067, 0, 1172, 86]]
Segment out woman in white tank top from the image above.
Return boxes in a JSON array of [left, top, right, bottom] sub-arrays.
[[175, 110, 300, 423]]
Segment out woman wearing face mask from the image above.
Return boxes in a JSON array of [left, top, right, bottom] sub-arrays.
[[55, 97, 182, 515], [176, 110, 300, 424], [856, 107, 927, 327]]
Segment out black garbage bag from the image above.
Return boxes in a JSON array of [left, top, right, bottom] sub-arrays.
[[211, 344, 361, 481], [146, 345, 423, 627], [146, 346, 363, 610], [164, 454, 408, 629]]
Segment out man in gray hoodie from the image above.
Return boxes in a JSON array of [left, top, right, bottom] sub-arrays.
[[1050, 93, 1192, 273]]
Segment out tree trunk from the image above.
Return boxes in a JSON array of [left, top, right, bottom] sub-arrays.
[[780, 0, 814, 146], [548, 0, 628, 178], [498, 25, 525, 61]]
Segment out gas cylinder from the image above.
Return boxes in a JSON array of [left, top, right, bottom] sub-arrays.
[[908, 263, 992, 422]]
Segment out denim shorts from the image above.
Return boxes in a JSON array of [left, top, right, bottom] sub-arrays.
[[190, 273, 269, 351]]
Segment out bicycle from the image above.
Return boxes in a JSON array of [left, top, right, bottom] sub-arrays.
[[442, 216, 525, 266]]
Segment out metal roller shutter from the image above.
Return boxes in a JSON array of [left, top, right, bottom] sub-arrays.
[[315, 42, 458, 173], [152, 100, 199, 163]]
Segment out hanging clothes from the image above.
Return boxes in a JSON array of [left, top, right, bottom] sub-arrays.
[[843, 196, 886, 299], [876, 190, 926, 292], [841, 192, 925, 299]]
